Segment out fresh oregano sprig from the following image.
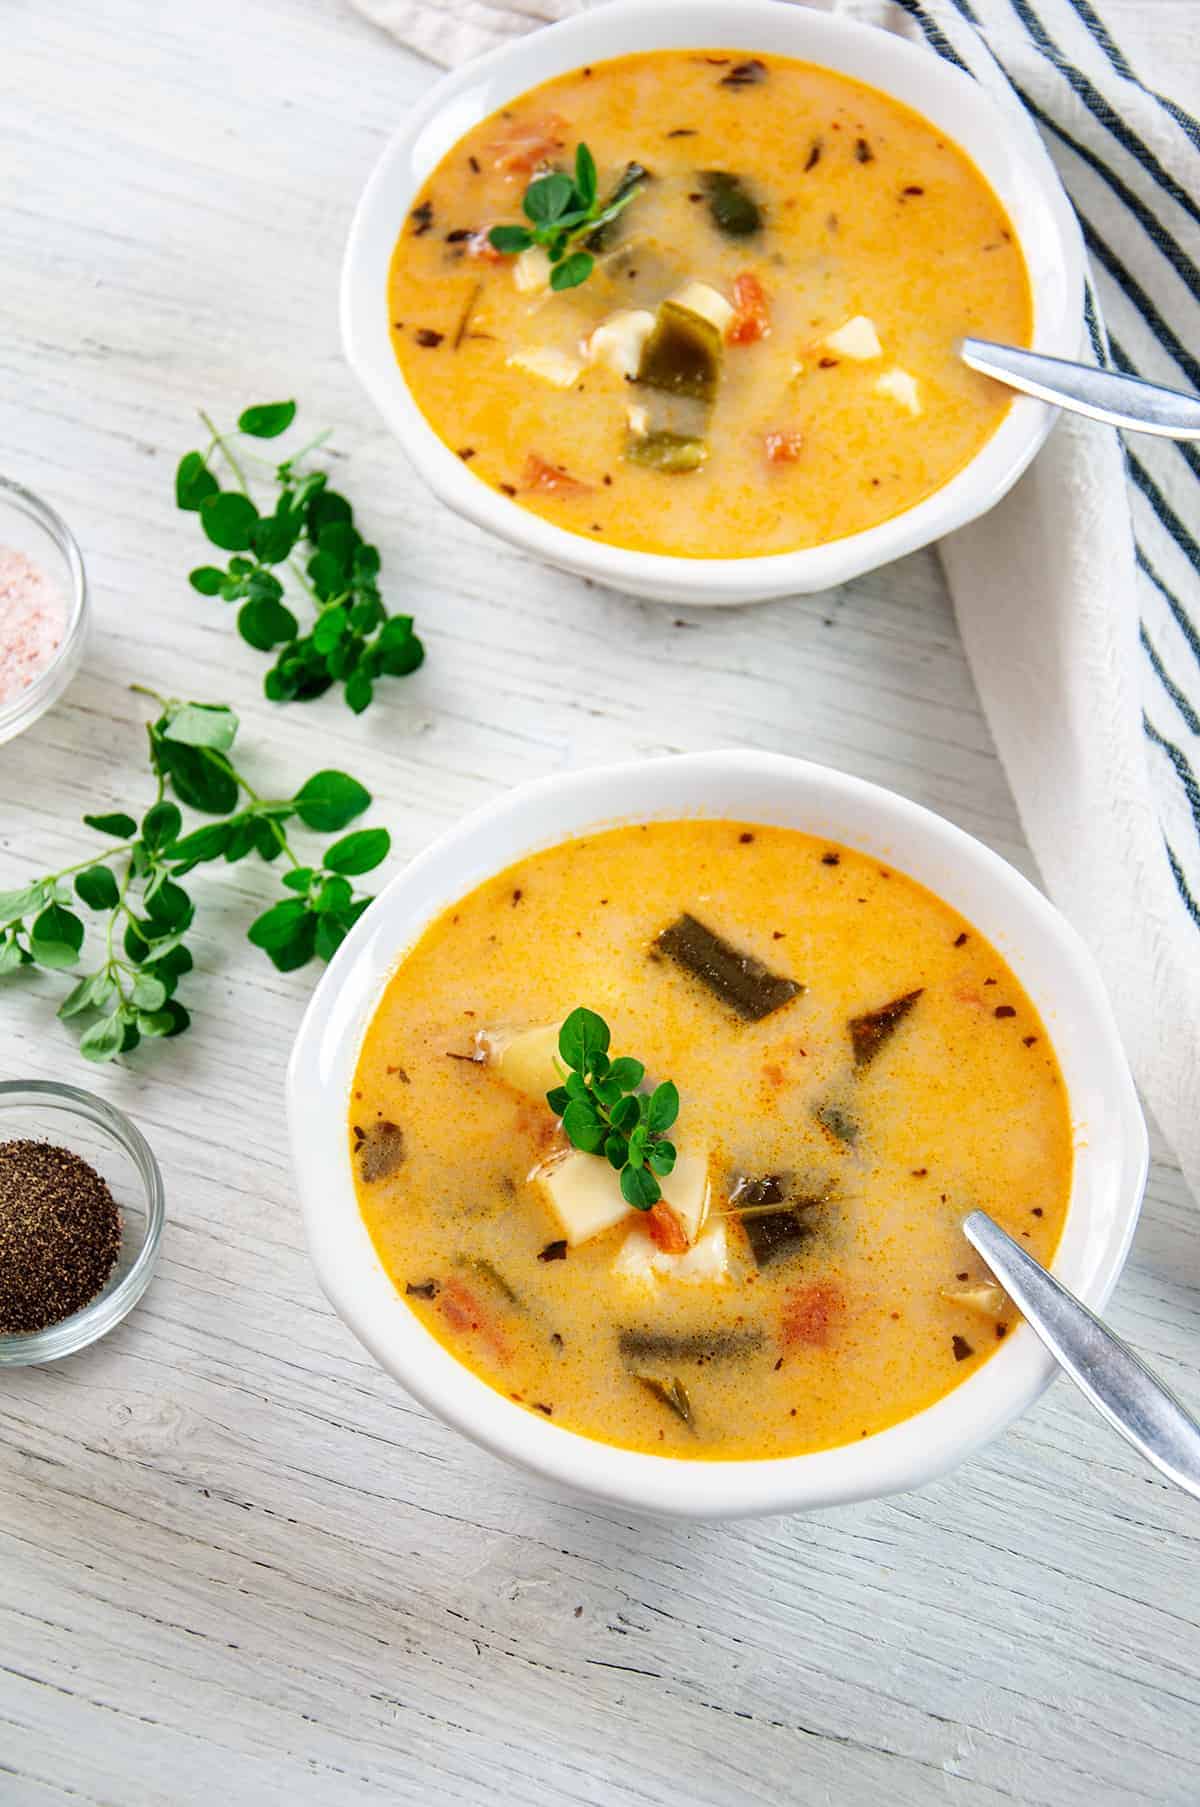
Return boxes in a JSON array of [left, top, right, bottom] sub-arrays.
[[176, 400, 424, 714], [546, 1007, 678, 1209], [488, 145, 645, 290], [0, 688, 389, 1063]]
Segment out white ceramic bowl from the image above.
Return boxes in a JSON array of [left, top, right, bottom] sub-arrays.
[[341, 0, 1084, 605], [288, 752, 1147, 1518]]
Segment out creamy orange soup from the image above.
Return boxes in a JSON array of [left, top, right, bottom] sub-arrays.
[[388, 51, 1030, 558], [352, 822, 1072, 1460]]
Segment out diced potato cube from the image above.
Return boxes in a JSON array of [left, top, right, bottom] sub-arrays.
[[823, 315, 883, 360], [478, 1023, 562, 1099], [940, 1280, 1008, 1318], [535, 1151, 634, 1246], [514, 246, 552, 293], [875, 367, 922, 414], [612, 1218, 730, 1286], [670, 281, 735, 337], [505, 346, 583, 388], [583, 308, 656, 378], [660, 1152, 710, 1244]]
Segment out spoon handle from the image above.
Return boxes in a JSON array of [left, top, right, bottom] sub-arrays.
[[961, 337, 1200, 440], [963, 1210, 1200, 1499]]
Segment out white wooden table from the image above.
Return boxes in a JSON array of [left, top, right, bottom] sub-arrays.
[[2, 3, 1197, 1802]]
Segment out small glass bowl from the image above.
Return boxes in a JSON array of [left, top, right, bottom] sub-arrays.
[[0, 1081, 164, 1365], [0, 475, 89, 746]]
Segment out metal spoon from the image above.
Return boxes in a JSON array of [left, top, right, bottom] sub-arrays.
[[960, 337, 1200, 439], [964, 1210, 1200, 1500]]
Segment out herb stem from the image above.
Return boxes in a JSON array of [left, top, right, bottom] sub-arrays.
[[199, 410, 252, 495]]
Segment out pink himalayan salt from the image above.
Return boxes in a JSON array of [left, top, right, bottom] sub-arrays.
[[0, 546, 67, 707]]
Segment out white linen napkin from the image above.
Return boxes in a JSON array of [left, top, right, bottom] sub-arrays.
[[347, 0, 1200, 1198]]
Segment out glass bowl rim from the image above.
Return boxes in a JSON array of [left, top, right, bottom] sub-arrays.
[[0, 473, 89, 735], [0, 1079, 165, 1364]]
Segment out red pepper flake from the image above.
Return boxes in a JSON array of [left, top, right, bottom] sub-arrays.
[[533, 1402, 554, 1415], [804, 140, 822, 172], [538, 1240, 568, 1263], [386, 1063, 411, 1083], [912, 1168, 928, 1178], [739, 831, 755, 843], [520, 452, 592, 496], [414, 328, 444, 348], [728, 272, 771, 344], [901, 184, 925, 196], [772, 930, 786, 940], [445, 227, 474, 243], [952, 1334, 973, 1362], [996, 1323, 1008, 1339], [994, 1004, 1016, 1018], [646, 1202, 689, 1254], [956, 1271, 969, 1282], [821, 851, 840, 866], [953, 931, 969, 947], [855, 137, 874, 163], [1023, 1034, 1039, 1046], [410, 199, 434, 236], [666, 127, 697, 138], [499, 482, 517, 497], [468, 155, 481, 174], [457, 447, 476, 461], [1031, 1206, 1043, 1218], [818, 356, 840, 368], [782, 1282, 845, 1348], [763, 427, 804, 464], [511, 887, 523, 904]]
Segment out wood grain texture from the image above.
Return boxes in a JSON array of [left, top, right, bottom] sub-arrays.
[[1, 2, 1196, 1802]]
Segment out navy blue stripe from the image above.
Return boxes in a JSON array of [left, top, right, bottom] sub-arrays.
[[892, 0, 972, 72], [1012, 81, 1200, 302], [1141, 624, 1200, 733], [1065, 0, 1132, 78], [1165, 838, 1200, 931], [1129, 454, 1200, 578], [1145, 716, 1200, 841], [1082, 285, 1108, 361], [1009, 0, 1200, 231], [1078, 216, 1200, 393], [1136, 545, 1200, 675], [1067, 0, 1200, 154]]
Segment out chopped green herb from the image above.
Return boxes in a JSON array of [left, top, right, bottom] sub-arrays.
[[488, 142, 647, 291], [548, 1007, 679, 1210], [699, 170, 762, 237]]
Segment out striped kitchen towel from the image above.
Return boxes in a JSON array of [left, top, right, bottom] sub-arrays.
[[349, 0, 1200, 1199]]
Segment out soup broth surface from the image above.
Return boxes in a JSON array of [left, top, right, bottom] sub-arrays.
[[388, 51, 1031, 557], [352, 823, 1072, 1460]]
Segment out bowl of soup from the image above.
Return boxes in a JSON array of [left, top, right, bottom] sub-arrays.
[[341, 0, 1083, 603], [287, 752, 1146, 1517]]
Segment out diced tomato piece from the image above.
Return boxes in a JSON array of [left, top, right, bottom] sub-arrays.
[[520, 452, 592, 496], [440, 1277, 510, 1363], [763, 428, 804, 465], [489, 113, 568, 174], [645, 1201, 689, 1254], [727, 272, 771, 344], [468, 229, 505, 263], [781, 1282, 845, 1348]]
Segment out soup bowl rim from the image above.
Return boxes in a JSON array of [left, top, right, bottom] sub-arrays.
[[287, 750, 1147, 1518], [339, 0, 1085, 604]]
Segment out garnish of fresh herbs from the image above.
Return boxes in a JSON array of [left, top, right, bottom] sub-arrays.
[[0, 688, 389, 1063], [176, 400, 424, 713], [488, 145, 645, 291], [547, 1008, 678, 1208]]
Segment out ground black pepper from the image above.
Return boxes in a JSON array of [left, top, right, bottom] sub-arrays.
[[0, 1140, 121, 1333]]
